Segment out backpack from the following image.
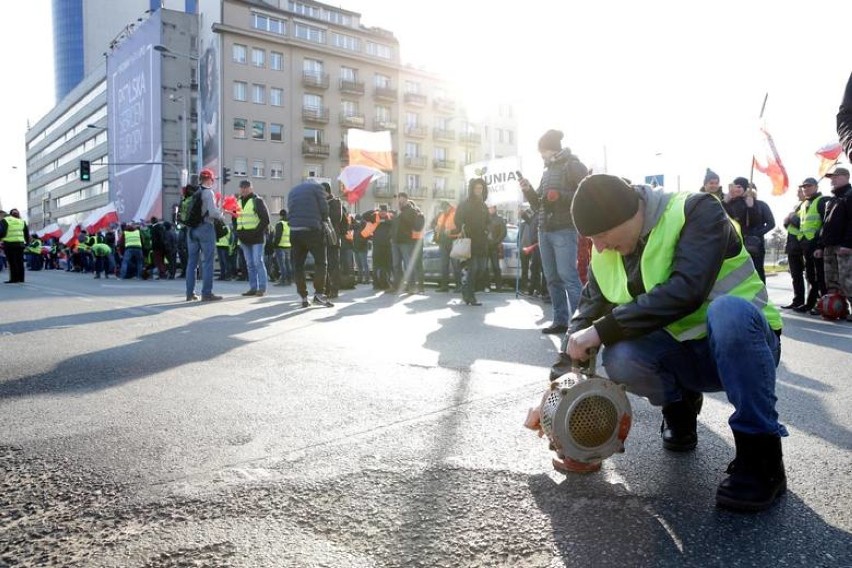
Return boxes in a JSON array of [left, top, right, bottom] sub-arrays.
[[183, 190, 205, 228]]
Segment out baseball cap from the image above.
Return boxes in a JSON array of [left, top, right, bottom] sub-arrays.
[[798, 177, 819, 187], [199, 168, 215, 180], [825, 166, 850, 177]]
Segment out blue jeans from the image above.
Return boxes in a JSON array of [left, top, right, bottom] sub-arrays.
[[601, 295, 787, 436], [217, 247, 231, 279], [186, 222, 216, 297], [354, 250, 369, 282], [239, 241, 268, 292], [120, 248, 144, 279], [539, 228, 581, 325], [275, 248, 292, 282]]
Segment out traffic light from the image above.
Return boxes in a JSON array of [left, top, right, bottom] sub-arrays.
[[222, 167, 231, 185], [80, 160, 91, 182]]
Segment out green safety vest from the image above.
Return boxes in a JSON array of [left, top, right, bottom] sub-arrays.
[[591, 192, 782, 341], [786, 207, 802, 239], [26, 239, 42, 253], [276, 220, 291, 248], [124, 229, 142, 249], [236, 196, 260, 232], [798, 195, 825, 241], [216, 225, 231, 248], [2, 217, 25, 243], [92, 243, 111, 257]]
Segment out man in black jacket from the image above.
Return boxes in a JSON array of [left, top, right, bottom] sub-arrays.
[[819, 166, 852, 318], [563, 175, 785, 512], [321, 182, 347, 298]]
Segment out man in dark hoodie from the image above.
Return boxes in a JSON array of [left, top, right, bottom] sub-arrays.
[[563, 174, 785, 512], [519, 129, 589, 334], [819, 166, 852, 318], [236, 180, 271, 297]]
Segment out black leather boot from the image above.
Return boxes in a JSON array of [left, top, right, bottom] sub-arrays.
[[660, 391, 703, 451], [716, 431, 786, 512]]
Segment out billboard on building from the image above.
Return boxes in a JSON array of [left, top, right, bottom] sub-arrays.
[[198, 0, 222, 178], [106, 11, 163, 222]]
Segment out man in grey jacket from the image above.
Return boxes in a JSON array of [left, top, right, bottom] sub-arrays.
[[186, 168, 228, 301], [562, 174, 786, 512]]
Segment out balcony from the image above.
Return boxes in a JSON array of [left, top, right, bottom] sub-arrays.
[[405, 186, 429, 199], [404, 124, 428, 138], [339, 112, 366, 128], [302, 141, 330, 157], [404, 156, 428, 169], [339, 79, 365, 95], [433, 97, 456, 113], [373, 118, 398, 131], [460, 132, 482, 145], [433, 159, 456, 171], [373, 185, 395, 198], [373, 86, 397, 101], [403, 92, 427, 107], [433, 187, 458, 200], [302, 106, 330, 123], [433, 128, 455, 142], [302, 71, 330, 89]]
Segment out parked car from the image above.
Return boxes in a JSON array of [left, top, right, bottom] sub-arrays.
[[421, 224, 520, 285]]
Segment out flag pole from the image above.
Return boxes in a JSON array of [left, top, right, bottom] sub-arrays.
[[749, 92, 769, 185]]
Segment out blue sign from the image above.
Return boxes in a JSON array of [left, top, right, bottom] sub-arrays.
[[645, 174, 665, 187]]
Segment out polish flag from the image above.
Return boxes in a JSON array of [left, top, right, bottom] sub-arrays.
[[338, 165, 385, 204], [39, 223, 63, 240], [753, 126, 789, 196], [83, 202, 119, 234], [347, 129, 394, 171], [816, 141, 843, 178], [60, 224, 82, 248]]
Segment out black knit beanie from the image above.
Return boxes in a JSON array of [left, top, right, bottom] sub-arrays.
[[538, 129, 563, 152], [571, 174, 640, 236]]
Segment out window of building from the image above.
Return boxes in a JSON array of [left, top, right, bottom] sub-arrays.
[[252, 12, 285, 35], [251, 48, 265, 67], [507, 130, 514, 144], [331, 32, 360, 51], [406, 174, 420, 190], [303, 93, 322, 110], [405, 112, 419, 127], [232, 44, 247, 64], [252, 121, 265, 140], [497, 128, 504, 143], [375, 104, 391, 122], [234, 158, 248, 176], [233, 118, 247, 138], [303, 58, 323, 76], [434, 147, 448, 160], [294, 22, 326, 44], [270, 161, 284, 179], [405, 141, 419, 157], [303, 163, 323, 178], [233, 81, 247, 101], [374, 73, 391, 88], [404, 80, 421, 94], [366, 41, 392, 59], [270, 87, 284, 106], [303, 127, 322, 144], [270, 123, 284, 142], [252, 84, 266, 104], [340, 66, 357, 82], [252, 160, 265, 177], [270, 51, 284, 71], [435, 176, 447, 190], [289, 1, 320, 18], [341, 100, 358, 117]]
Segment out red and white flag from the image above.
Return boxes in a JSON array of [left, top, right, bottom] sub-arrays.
[[82, 202, 119, 234], [347, 129, 393, 171], [815, 141, 843, 178], [338, 165, 385, 204], [60, 224, 82, 248], [753, 126, 789, 196], [39, 223, 63, 240]]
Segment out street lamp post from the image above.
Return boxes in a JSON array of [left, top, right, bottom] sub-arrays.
[[169, 93, 189, 186]]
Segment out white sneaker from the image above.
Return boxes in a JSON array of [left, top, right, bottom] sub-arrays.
[[312, 293, 333, 307]]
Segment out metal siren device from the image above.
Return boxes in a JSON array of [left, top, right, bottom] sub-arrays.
[[524, 349, 632, 473]]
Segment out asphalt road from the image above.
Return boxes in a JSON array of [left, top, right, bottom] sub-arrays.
[[1, 270, 850, 567]]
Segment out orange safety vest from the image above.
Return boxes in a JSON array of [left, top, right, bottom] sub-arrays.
[[360, 219, 378, 238], [436, 206, 457, 237]]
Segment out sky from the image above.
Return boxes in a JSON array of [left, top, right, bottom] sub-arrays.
[[2, 0, 850, 226]]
